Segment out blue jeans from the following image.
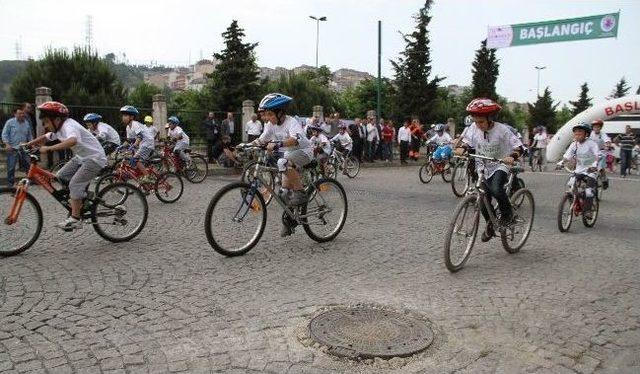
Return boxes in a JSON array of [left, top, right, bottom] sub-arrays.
[[6, 149, 30, 185], [381, 142, 392, 161]]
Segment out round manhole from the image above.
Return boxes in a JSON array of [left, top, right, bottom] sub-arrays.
[[308, 307, 434, 359]]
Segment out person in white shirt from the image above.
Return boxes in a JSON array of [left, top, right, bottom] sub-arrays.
[[308, 125, 331, 172], [252, 93, 314, 237], [143, 115, 159, 142], [397, 118, 412, 164], [531, 126, 548, 170], [558, 122, 600, 218], [331, 125, 353, 153], [428, 124, 453, 161], [120, 105, 143, 145], [589, 119, 611, 188], [26, 102, 107, 230], [245, 114, 262, 142], [83, 113, 121, 155], [455, 98, 523, 242], [166, 116, 191, 166], [366, 117, 379, 162]]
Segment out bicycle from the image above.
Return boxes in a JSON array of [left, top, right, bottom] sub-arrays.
[[443, 154, 535, 272], [419, 143, 452, 184], [450, 155, 474, 197], [159, 141, 208, 183], [325, 142, 360, 179], [95, 152, 184, 204], [204, 144, 348, 257], [240, 147, 282, 206], [557, 164, 599, 232], [0, 145, 148, 257]]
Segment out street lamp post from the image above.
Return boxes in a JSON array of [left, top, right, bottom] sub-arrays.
[[534, 66, 547, 97], [309, 15, 327, 68]]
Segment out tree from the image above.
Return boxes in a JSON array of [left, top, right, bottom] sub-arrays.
[[528, 87, 559, 132], [390, 0, 444, 123], [207, 20, 260, 112], [259, 71, 336, 115], [568, 82, 592, 116], [611, 77, 630, 98], [9, 47, 126, 105], [556, 105, 573, 128], [315, 65, 332, 87], [470, 39, 499, 101], [128, 82, 161, 109], [337, 78, 396, 119]]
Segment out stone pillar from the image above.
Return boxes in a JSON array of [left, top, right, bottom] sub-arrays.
[[35, 87, 52, 136], [312, 105, 323, 122], [241, 100, 255, 143], [447, 118, 456, 137], [152, 94, 167, 137]]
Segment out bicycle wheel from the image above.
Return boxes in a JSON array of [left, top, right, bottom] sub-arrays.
[[510, 177, 526, 208], [301, 178, 348, 242], [94, 172, 128, 203], [204, 182, 267, 256], [344, 157, 360, 178], [184, 154, 208, 183], [92, 182, 148, 243], [443, 194, 480, 272], [441, 162, 453, 183], [324, 161, 338, 179], [501, 189, 535, 253], [0, 187, 43, 256], [419, 163, 434, 183], [154, 172, 184, 203], [242, 162, 276, 206], [451, 161, 470, 197], [557, 193, 573, 232], [582, 197, 599, 228], [597, 178, 605, 201]]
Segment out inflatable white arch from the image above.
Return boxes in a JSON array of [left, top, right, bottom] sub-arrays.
[[547, 95, 640, 161]]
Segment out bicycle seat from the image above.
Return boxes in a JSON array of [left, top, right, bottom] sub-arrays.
[[304, 160, 319, 170]]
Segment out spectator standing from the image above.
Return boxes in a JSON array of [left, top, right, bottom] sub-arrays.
[[381, 120, 394, 162], [222, 112, 235, 144], [2, 107, 33, 185], [366, 117, 379, 162], [349, 118, 363, 162], [375, 118, 384, 160], [531, 126, 549, 170], [398, 118, 412, 164], [245, 114, 262, 142], [409, 118, 424, 161], [615, 125, 637, 178], [202, 112, 219, 163]]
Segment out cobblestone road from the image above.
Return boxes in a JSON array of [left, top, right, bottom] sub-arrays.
[[1, 167, 639, 373]]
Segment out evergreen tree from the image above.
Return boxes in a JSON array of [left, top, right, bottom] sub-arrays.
[[9, 47, 126, 105], [128, 82, 161, 109], [391, 0, 443, 123], [259, 71, 336, 115], [470, 39, 499, 101], [207, 20, 259, 112], [568, 82, 592, 116], [337, 78, 395, 119], [636, 85, 640, 95], [528, 87, 559, 132], [315, 65, 332, 87], [611, 77, 630, 98]]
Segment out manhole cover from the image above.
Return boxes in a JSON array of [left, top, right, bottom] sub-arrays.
[[308, 307, 434, 359]]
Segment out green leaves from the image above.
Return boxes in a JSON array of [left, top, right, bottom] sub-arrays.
[[471, 39, 499, 101]]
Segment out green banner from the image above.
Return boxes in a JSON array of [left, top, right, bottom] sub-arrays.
[[487, 12, 619, 48]]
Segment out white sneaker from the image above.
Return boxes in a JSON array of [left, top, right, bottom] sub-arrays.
[[56, 217, 82, 231]]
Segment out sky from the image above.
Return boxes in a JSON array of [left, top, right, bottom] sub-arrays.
[[0, 0, 638, 105]]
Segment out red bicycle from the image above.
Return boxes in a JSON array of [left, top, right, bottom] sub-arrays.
[[95, 151, 184, 204], [0, 145, 148, 256], [419, 143, 452, 183], [159, 142, 208, 183]]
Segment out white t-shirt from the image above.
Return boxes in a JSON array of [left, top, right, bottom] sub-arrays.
[[367, 123, 379, 142], [167, 126, 190, 148], [258, 115, 313, 157], [398, 126, 411, 142], [320, 122, 331, 135], [563, 139, 600, 176], [46, 118, 107, 166], [589, 131, 611, 150], [95, 122, 121, 145], [533, 133, 548, 148], [331, 132, 353, 151], [246, 120, 263, 136], [125, 121, 144, 141], [310, 133, 331, 154], [462, 122, 523, 178], [428, 132, 452, 146]]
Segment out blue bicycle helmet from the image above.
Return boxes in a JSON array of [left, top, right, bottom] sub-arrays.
[[168, 116, 180, 125], [572, 122, 591, 135], [119, 105, 139, 116], [464, 115, 473, 127], [83, 113, 102, 123], [434, 124, 445, 132], [258, 93, 293, 111]]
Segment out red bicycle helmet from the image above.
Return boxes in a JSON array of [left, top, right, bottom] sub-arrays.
[[466, 98, 501, 116], [38, 101, 69, 117], [591, 119, 604, 127]]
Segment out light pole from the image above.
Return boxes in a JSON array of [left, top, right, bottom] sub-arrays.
[[309, 15, 327, 68], [534, 66, 546, 97]]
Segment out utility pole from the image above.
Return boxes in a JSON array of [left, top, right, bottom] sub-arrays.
[[85, 15, 93, 51], [377, 21, 382, 125], [534, 66, 546, 97], [309, 15, 327, 68]]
